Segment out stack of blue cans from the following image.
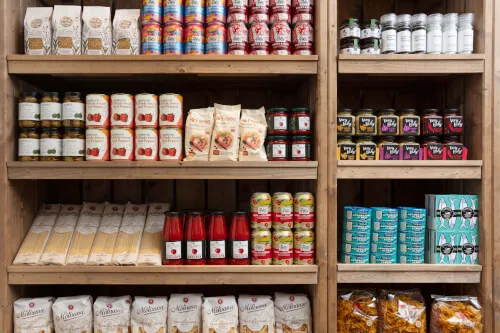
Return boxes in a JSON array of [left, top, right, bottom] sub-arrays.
[[370, 207, 398, 264], [341, 206, 371, 264], [398, 207, 426, 264]]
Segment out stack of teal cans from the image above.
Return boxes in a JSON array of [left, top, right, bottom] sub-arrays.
[[341, 206, 371, 264], [398, 207, 426, 264], [370, 207, 398, 264]]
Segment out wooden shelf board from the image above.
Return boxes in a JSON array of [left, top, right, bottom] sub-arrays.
[[7, 265, 318, 285], [337, 264, 482, 283], [337, 160, 482, 179], [7, 55, 318, 75], [338, 54, 485, 74], [7, 161, 318, 180]]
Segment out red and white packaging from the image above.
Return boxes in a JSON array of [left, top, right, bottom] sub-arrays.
[[292, 12, 313, 25], [111, 93, 135, 128], [270, 0, 290, 15], [292, 21, 313, 54], [86, 94, 110, 128], [249, 22, 270, 55], [159, 93, 183, 128], [228, 0, 248, 16], [111, 128, 134, 160], [249, 0, 269, 15], [270, 12, 291, 24], [160, 128, 183, 160], [249, 13, 269, 24], [228, 22, 249, 55], [227, 12, 248, 24], [270, 22, 291, 54], [135, 93, 158, 128], [86, 128, 110, 161], [135, 128, 158, 160], [292, 0, 313, 18]]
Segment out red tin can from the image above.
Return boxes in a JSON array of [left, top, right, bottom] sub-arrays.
[[228, 22, 249, 54], [249, 22, 270, 55], [270, 22, 291, 55]]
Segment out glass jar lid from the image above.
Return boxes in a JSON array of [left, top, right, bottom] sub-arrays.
[[357, 136, 374, 142], [458, 13, 474, 26], [444, 108, 459, 114], [411, 13, 427, 26], [379, 135, 396, 142], [422, 108, 440, 114], [356, 108, 374, 114], [378, 108, 396, 115], [362, 19, 379, 28], [42, 127, 62, 135], [64, 92, 82, 98], [444, 135, 460, 142], [64, 127, 85, 134], [267, 135, 289, 140], [20, 92, 38, 98], [291, 107, 309, 113], [267, 107, 289, 113], [291, 135, 311, 140], [381, 13, 397, 26], [399, 108, 418, 115], [424, 136, 440, 143], [339, 107, 353, 113], [42, 92, 60, 98], [19, 127, 39, 134], [342, 18, 359, 26], [427, 13, 443, 26], [401, 135, 417, 142]]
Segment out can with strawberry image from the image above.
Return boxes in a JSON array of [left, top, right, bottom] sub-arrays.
[[251, 229, 272, 265], [159, 94, 183, 128], [228, 22, 249, 54], [272, 229, 293, 265], [135, 128, 159, 161], [111, 128, 134, 160], [272, 192, 293, 229], [249, 22, 270, 54], [160, 128, 183, 160], [292, 0, 313, 19], [227, 12, 248, 24], [86, 128, 110, 161], [249, 13, 269, 24], [270, 22, 291, 55], [111, 94, 134, 128], [292, 12, 312, 25], [228, 0, 248, 23], [292, 21, 313, 54], [270, 12, 291, 24], [249, 0, 269, 15], [135, 93, 158, 128], [293, 229, 315, 265], [86, 94, 109, 128], [270, 0, 290, 15]]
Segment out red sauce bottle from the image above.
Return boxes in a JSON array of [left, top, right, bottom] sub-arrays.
[[228, 212, 250, 265], [184, 212, 206, 265], [207, 211, 228, 265], [163, 212, 184, 265]]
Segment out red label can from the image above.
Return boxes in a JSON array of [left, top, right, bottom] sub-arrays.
[[292, 21, 313, 55], [111, 94, 135, 128], [159, 94, 183, 128], [163, 23, 184, 55], [251, 229, 272, 265], [135, 93, 159, 128], [111, 128, 135, 161], [249, 13, 269, 24], [270, 0, 290, 14], [141, 23, 162, 55], [272, 229, 293, 265], [249, 0, 269, 15], [270, 12, 291, 24], [160, 128, 183, 160], [228, 22, 249, 55], [184, 23, 205, 55], [135, 128, 159, 161], [206, 23, 227, 54], [249, 22, 269, 55], [86, 94, 110, 129], [270, 22, 291, 55], [227, 12, 248, 24], [86, 128, 110, 161]]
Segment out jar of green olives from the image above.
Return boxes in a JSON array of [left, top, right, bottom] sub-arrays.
[[62, 92, 85, 128], [63, 127, 85, 161], [18, 128, 40, 161], [41, 92, 62, 128], [40, 127, 62, 161], [18, 92, 40, 128]]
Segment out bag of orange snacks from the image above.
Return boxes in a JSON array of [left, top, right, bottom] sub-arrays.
[[430, 295, 482, 333], [337, 290, 378, 333], [378, 289, 426, 333]]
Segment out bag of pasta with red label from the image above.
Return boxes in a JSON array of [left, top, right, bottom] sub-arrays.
[[274, 293, 312, 333], [430, 295, 482, 333], [239, 107, 268, 161], [168, 294, 203, 333], [337, 290, 377, 333], [202, 296, 239, 333], [378, 289, 426, 333], [238, 295, 275, 333], [53, 295, 93, 333], [184, 108, 215, 161], [131, 296, 168, 333], [94, 295, 132, 333]]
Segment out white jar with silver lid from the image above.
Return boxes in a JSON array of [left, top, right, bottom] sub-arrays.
[[381, 13, 397, 54], [458, 13, 474, 54], [396, 14, 411, 54], [411, 13, 427, 53], [426, 13, 443, 54], [442, 13, 458, 54]]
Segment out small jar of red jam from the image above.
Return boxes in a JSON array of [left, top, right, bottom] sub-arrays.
[[266, 107, 289, 135], [423, 136, 444, 160], [289, 107, 311, 135], [290, 135, 311, 161], [421, 109, 443, 136], [266, 136, 289, 161], [443, 108, 464, 136]]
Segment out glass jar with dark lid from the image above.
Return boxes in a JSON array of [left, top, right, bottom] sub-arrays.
[[290, 135, 311, 161], [381, 13, 397, 54], [411, 13, 427, 54], [399, 108, 420, 136], [63, 127, 85, 161], [378, 135, 400, 160], [361, 19, 380, 39], [340, 37, 360, 54], [356, 136, 377, 161], [444, 136, 464, 160], [289, 107, 311, 135], [421, 109, 443, 136], [266, 135, 289, 161], [340, 18, 360, 40], [443, 108, 464, 136], [337, 136, 356, 160], [399, 136, 421, 160], [378, 108, 399, 135], [337, 108, 355, 135], [361, 38, 380, 54], [355, 108, 377, 136], [266, 107, 289, 135], [396, 14, 411, 54]]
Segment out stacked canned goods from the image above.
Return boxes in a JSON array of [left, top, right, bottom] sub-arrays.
[[159, 94, 184, 160], [86, 94, 110, 161], [135, 93, 159, 160], [141, 0, 164, 54], [398, 207, 426, 264], [110, 93, 135, 160], [18, 92, 42, 161], [370, 207, 398, 264], [341, 206, 371, 264]]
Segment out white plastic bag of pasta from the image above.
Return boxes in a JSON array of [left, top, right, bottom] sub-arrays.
[[168, 294, 203, 333], [131, 296, 168, 333], [14, 297, 55, 333], [238, 295, 275, 333], [137, 203, 171, 266], [238, 108, 268, 161], [274, 293, 312, 333], [82, 6, 112, 55], [113, 9, 140, 55], [94, 295, 132, 333], [52, 295, 93, 333], [184, 108, 215, 161], [24, 7, 53, 55], [202, 296, 239, 333], [209, 104, 242, 161], [52, 5, 82, 55]]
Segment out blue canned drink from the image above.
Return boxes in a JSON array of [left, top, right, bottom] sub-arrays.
[[343, 219, 371, 233], [206, 23, 227, 54], [399, 219, 426, 232], [398, 254, 424, 264], [184, 23, 205, 54], [399, 231, 425, 243], [342, 231, 370, 244], [398, 242, 425, 255], [371, 242, 397, 255], [185, 0, 205, 24], [163, 23, 184, 54], [371, 219, 398, 232], [342, 242, 370, 255], [163, 0, 184, 23], [398, 207, 426, 221], [371, 231, 397, 243], [341, 253, 369, 264], [207, 0, 227, 24], [371, 207, 398, 221], [344, 206, 372, 222], [141, 23, 162, 55], [142, 0, 163, 24], [371, 253, 397, 264]]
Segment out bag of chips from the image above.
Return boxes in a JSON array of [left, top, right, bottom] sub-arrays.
[[337, 290, 377, 333], [378, 289, 426, 333], [430, 295, 482, 333], [275, 293, 312, 333]]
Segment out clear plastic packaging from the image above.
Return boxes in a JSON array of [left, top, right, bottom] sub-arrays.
[[442, 13, 458, 54], [378, 289, 426, 333], [430, 295, 483, 333], [411, 13, 427, 53], [427, 13, 443, 54], [458, 13, 474, 54], [337, 290, 378, 333]]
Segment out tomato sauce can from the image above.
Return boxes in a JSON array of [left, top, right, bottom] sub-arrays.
[[184, 23, 205, 54], [86, 94, 109, 129], [270, 12, 291, 24], [250, 192, 272, 228], [272, 229, 293, 265], [294, 230, 315, 265], [292, 21, 314, 55], [249, 22, 270, 54], [251, 229, 272, 265], [111, 94, 135, 128], [270, 22, 291, 55], [272, 192, 293, 229], [206, 23, 227, 54], [206, 0, 227, 24], [86, 128, 110, 161], [142, 0, 163, 24], [185, 0, 205, 24], [227, 22, 248, 54], [249, 0, 269, 15], [163, 0, 184, 23], [228, 0, 248, 23], [159, 94, 183, 128], [163, 23, 184, 55], [135, 93, 158, 128], [294, 192, 315, 229], [111, 128, 134, 161], [270, 0, 290, 15], [141, 23, 162, 55], [160, 128, 183, 160], [135, 128, 159, 161]]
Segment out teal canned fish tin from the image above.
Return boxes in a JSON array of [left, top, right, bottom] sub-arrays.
[[371, 242, 397, 255], [344, 206, 372, 222], [342, 242, 370, 255], [370, 253, 397, 264], [399, 231, 425, 243], [343, 220, 371, 232], [341, 253, 369, 264], [398, 254, 425, 264], [371, 207, 398, 221], [398, 207, 426, 221], [342, 231, 370, 244], [398, 242, 425, 255], [399, 219, 426, 232], [371, 231, 397, 243], [372, 220, 398, 232]]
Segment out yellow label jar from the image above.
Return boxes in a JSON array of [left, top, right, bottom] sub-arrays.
[[337, 108, 355, 135], [378, 108, 399, 135], [356, 136, 377, 160], [337, 136, 356, 160], [355, 109, 377, 136], [399, 109, 420, 136]]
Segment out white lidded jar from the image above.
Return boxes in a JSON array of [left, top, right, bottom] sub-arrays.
[[396, 14, 411, 54], [426, 13, 442, 54], [380, 13, 397, 54], [411, 13, 427, 53], [441, 13, 458, 54], [458, 13, 474, 54]]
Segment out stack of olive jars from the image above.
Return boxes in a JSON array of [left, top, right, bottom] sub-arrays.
[[62, 92, 86, 161], [265, 107, 312, 161], [18, 92, 42, 161], [339, 18, 381, 54]]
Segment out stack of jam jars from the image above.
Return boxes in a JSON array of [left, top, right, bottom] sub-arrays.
[[62, 92, 86, 161], [18, 92, 42, 161], [265, 107, 311, 161], [421, 108, 465, 160]]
